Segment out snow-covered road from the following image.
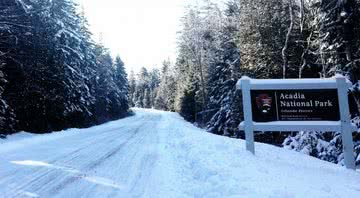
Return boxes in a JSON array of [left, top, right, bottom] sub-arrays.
[[1, 108, 360, 198]]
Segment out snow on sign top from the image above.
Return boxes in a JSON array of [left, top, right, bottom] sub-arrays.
[[236, 76, 352, 90]]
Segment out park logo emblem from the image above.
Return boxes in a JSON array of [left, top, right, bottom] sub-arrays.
[[255, 94, 273, 114]]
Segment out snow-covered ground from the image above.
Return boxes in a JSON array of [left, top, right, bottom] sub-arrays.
[[0, 108, 359, 198]]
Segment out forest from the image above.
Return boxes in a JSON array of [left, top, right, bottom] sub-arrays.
[[1, 0, 360, 167], [0, 0, 129, 133], [129, 0, 360, 166]]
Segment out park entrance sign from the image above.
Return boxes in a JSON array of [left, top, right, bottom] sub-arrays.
[[237, 76, 356, 170], [251, 89, 340, 122]]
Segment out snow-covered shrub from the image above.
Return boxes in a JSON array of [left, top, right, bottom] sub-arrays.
[[283, 131, 327, 156], [283, 116, 360, 167]]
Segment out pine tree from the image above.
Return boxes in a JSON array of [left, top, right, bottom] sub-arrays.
[[0, 63, 16, 134], [93, 46, 128, 123], [0, 0, 19, 133], [52, 0, 96, 129], [177, 8, 207, 114], [148, 68, 161, 108], [179, 72, 200, 122], [155, 60, 176, 111], [205, 0, 242, 136], [133, 67, 149, 108], [175, 4, 224, 122], [143, 89, 151, 108], [319, 0, 359, 78], [238, 0, 290, 78], [114, 55, 129, 110], [130, 67, 161, 109]]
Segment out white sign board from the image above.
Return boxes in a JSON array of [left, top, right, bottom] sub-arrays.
[[237, 76, 356, 170]]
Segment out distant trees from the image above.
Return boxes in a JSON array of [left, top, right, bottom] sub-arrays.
[[155, 60, 176, 111], [0, 0, 129, 133], [129, 61, 176, 111], [133, 67, 149, 107]]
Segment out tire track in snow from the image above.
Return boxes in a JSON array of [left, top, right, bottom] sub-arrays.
[[0, 130, 129, 198], [0, 115, 150, 198], [46, 115, 160, 196], [32, 127, 141, 196], [1, 111, 166, 198], [127, 120, 161, 197], [87, 113, 162, 197]]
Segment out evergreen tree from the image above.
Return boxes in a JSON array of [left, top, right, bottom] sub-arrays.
[[155, 60, 176, 111], [130, 67, 161, 109], [176, 8, 207, 114], [143, 89, 151, 109], [319, 0, 359, 78], [0, 0, 129, 133], [0, 63, 16, 134], [93, 46, 128, 123], [175, 4, 224, 123], [149, 68, 161, 108], [114, 55, 129, 109], [205, 0, 242, 136], [133, 67, 149, 108], [237, 0, 290, 78], [179, 73, 200, 122]]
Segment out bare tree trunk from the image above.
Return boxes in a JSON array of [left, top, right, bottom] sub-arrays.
[[299, 32, 313, 78], [198, 50, 206, 112], [282, 0, 294, 79], [300, 0, 305, 32], [320, 49, 327, 78]]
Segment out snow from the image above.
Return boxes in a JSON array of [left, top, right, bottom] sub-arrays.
[[239, 121, 358, 133], [11, 160, 53, 167], [16, 0, 33, 14], [236, 75, 352, 90], [0, 132, 36, 144], [0, 108, 359, 197]]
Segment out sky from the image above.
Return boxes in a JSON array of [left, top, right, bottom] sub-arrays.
[[77, 0, 190, 72]]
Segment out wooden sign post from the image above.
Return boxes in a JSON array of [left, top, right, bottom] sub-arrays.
[[237, 76, 356, 170]]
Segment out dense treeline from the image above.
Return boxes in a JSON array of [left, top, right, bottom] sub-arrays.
[[0, 0, 129, 134], [131, 0, 360, 166], [129, 60, 176, 111]]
